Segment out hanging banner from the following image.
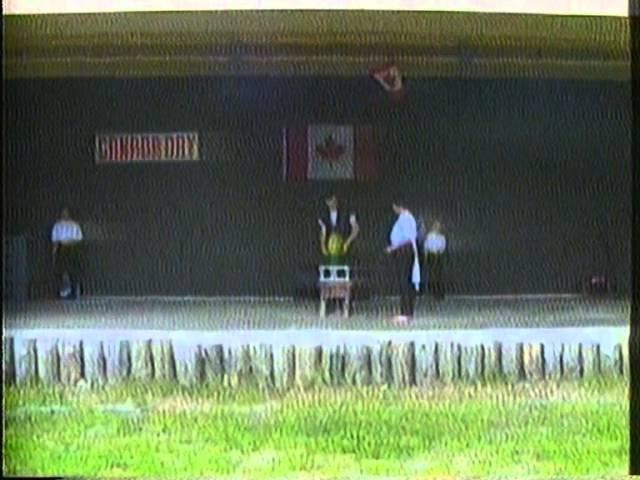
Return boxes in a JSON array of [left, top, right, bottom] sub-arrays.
[[95, 132, 199, 164], [283, 125, 380, 182]]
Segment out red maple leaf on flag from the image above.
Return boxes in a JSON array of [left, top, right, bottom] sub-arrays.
[[316, 135, 346, 163]]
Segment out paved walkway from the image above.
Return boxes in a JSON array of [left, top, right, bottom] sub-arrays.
[[3, 295, 629, 331]]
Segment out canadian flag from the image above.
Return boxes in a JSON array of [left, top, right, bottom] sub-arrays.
[[370, 64, 405, 101], [283, 124, 380, 181]]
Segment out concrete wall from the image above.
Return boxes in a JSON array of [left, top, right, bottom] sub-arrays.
[[4, 76, 632, 297], [3, 327, 630, 388]]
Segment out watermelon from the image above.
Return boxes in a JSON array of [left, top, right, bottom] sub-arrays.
[[326, 233, 347, 265], [327, 233, 344, 256]]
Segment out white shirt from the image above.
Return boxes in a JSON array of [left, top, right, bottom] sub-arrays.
[[389, 211, 417, 248], [425, 232, 446, 254], [390, 211, 420, 288], [52, 220, 83, 243], [330, 210, 338, 227]]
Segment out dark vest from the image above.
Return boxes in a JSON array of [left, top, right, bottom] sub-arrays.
[[322, 209, 351, 239]]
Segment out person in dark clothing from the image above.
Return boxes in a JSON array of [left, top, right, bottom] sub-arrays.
[[317, 194, 359, 314], [51, 208, 84, 299], [424, 220, 447, 300], [318, 194, 359, 262]]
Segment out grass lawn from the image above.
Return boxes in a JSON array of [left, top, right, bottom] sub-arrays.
[[4, 379, 628, 478]]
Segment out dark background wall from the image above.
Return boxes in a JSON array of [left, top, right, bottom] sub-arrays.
[[3, 76, 631, 297]]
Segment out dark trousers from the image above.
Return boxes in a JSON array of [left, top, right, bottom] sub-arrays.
[[392, 244, 416, 317], [426, 252, 445, 299], [54, 244, 82, 298]]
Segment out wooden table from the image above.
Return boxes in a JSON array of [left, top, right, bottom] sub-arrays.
[[318, 281, 352, 318]]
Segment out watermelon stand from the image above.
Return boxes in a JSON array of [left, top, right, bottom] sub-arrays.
[[318, 233, 352, 317]]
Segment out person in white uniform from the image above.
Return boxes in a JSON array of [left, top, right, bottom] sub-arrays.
[[385, 198, 421, 324], [51, 208, 84, 299], [424, 220, 447, 300]]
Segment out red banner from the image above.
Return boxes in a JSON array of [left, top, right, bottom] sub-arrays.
[[95, 132, 199, 164]]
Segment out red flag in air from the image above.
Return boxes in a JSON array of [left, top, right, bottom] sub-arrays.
[[370, 64, 405, 101]]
